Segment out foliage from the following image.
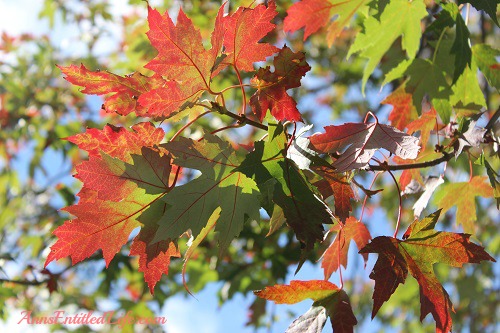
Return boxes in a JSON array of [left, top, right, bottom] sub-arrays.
[[1, 0, 499, 332]]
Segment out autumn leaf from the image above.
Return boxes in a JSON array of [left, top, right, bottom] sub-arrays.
[[154, 134, 261, 256], [406, 108, 438, 151], [348, 0, 428, 90], [321, 217, 371, 280], [433, 176, 493, 233], [250, 46, 310, 122], [382, 85, 418, 131], [255, 280, 357, 332], [222, 1, 279, 72], [66, 122, 165, 163], [312, 166, 356, 221], [360, 210, 495, 333], [309, 121, 420, 172], [284, 0, 369, 46], [58, 64, 162, 116], [47, 123, 179, 293], [238, 121, 333, 253], [139, 5, 225, 117]]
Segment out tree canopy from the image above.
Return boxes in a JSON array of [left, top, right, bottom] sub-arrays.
[[0, 1, 498, 332]]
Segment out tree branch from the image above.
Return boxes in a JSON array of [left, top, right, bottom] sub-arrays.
[[367, 152, 453, 171], [210, 102, 268, 131]]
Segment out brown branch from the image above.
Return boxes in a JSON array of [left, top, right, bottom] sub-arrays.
[[485, 105, 500, 133], [210, 102, 268, 131], [367, 152, 453, 171], [0, 278, 48, 286]]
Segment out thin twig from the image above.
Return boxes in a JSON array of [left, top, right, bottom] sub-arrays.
[[367, 152, 453, 171]]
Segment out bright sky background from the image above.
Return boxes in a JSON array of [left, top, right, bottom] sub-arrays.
[[0, 1, 396, 332]]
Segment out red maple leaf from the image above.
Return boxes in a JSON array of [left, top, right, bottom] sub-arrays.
[[222, 1, 279, 72], [359, 210, 495, 333], [321, 217, 371, 280], [138, 5, 226, 117], [47, 123, 179, 293], [313, 166, 357, 221], [250, 46, 310, 122], [67, 122, 164, 162], [382, 85, 418, 131], [309, 121, 420, 172], [58, 64, 163, 116], [284, 0, 333, 40], [406, 108, 438, 151]]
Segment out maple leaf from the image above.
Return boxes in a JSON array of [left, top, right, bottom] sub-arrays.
[[406, 108, 438, 151], [154, 134, 261, 256], [222, 1, 279, 72], [255, 280, 357, 332], [472, 44, 500, 89], [312, 166, 356, 221], [348, 0, 428, 90], [237, 121, 333, 253], [382, 85, 417, 131], [47, 123, 180, 293], [139, 5, 225, 117], [433, 176, 493, 233], [58, 64, 162, 116], [449, 64, 487, 117], [309, 121, 420, 172], [403, 59, 452, 123], [283, 0, 369, 46], [458, 0, 499, 27], [321, 217, 371, 280], [360, 210, 495, 333], [250, 46, 310, 122], [67, 122, 165, 163], [408, 176, 445, 218]]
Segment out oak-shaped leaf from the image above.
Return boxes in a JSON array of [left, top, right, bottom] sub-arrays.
[[283, 0, 369, 46], [359, 210, 495, 333], [222, 1, 279, 72], [58, 64, 163, 116], [250, 46, 310, 122], [433, 176, 493, 233], [321, 217, 371, 280], [348, 0, 428, 90], [255, 280, 357, 333], [309, 121, 420, 172], [46, 123, 181, 293], [139, 5, 226, 117], [154, 134, 261, 256], [237, 121, 334, 253]]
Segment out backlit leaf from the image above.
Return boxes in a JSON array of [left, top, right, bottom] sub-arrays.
[[382, 85, 418, 131], [321, 217, 371, 280], [309, 121, 420, 172], [433, 176, 493, 233], [222, 1, 279, 72], [348, 0, 428, 90], [360, 210, 495, 333], [250, 46, 310, 122]]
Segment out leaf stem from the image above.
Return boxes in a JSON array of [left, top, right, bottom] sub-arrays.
[[169, 111, 213, 142], [359, 171, 382, 223], [385, 169, 402, 238], [432, 27, 448, 64], [232, 65, 247, 116]]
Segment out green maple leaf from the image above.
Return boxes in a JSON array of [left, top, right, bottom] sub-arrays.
[[348, 0, 427, 91], [404, 59, 452, 123], [449, 63, 486, 117], [472, 44, 500, 90], [433, 176, 494, 233], [458, 0, 500, 27], [237, 121, 333, 254], [154, 134, 261, 255]]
